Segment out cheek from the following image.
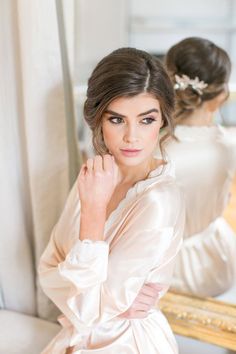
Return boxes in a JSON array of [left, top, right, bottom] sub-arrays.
[[147, 126, 160, 142], [150, 130, 159, 141], [102, 125, 119, 147]]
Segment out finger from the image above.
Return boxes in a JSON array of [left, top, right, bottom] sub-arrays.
[[141, 283, 164, 297], [118, 309, 130, 319], [135, 294, 156, 307], [78, 164, 86, 177], [93, 155, 103, 173], [135, 297, 155, 309], [86, 158, 94, 173], [139, 285, 158, 298], [119, 310, 148, 320], [131, 310, 148, 319], [103, 154, 113, 172], [146, 282, 165, 292], [131, 301, 150, 312], [78, 165, 89, 183]]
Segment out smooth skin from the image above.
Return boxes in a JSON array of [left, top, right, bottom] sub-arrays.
[[78, 93, 165, 318], [179, 89, 229, 126]]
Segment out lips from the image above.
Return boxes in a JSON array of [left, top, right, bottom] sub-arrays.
[[120, 148, 142, 157]]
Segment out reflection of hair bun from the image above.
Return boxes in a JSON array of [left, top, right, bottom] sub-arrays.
[[173, 83, 202, 118], [165, 37, 231, 121]]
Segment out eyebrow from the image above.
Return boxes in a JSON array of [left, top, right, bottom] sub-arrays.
[[104, 108, 159, 118]]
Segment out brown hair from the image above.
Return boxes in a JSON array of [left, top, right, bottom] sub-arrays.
[[165, 37, 231, 122], [83, 47, 175, 157]]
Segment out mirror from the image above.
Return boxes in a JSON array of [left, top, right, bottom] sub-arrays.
[[61, 0, 236, 349]]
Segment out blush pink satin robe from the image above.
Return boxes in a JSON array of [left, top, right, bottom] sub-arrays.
[[38, 163, 185, 354], [165, 125, 236, 297]]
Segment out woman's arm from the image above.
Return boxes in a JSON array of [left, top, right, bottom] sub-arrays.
[[38, 179, 184, 330]]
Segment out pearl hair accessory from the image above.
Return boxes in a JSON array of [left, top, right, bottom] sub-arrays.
[[174, 74, 208, 95]]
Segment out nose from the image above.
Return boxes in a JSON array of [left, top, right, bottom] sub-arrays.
[[123, 123, 139, 144]]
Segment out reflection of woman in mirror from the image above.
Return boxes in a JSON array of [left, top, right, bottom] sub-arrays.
[[38, 48, 184, 353], [164, 37, 236, 297]]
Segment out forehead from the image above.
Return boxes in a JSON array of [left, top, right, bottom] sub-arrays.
[[106, 92, 161, 115]]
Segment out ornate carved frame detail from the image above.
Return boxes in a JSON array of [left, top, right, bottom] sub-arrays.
[[160, 291, 236, 350]]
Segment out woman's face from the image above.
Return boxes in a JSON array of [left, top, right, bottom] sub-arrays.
[[101, 92, 163, 167]]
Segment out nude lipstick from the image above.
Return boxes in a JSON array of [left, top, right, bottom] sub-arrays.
[[120, 149, 142, 157]]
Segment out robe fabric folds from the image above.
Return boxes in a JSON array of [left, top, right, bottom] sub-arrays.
[[38, 163, 185, 354], [165, 125, 236, 296]]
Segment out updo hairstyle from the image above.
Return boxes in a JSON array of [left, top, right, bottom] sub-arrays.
[[84, 47, 175, 156], [165, 37, 231, 121]]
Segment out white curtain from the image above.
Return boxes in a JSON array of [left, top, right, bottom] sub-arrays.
[[0, 0, 80, 321]]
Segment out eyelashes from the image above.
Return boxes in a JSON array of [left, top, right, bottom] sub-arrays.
[[108, 117, 157, 125], [108, 117, 123, 124], [141, 117, 156, 125]]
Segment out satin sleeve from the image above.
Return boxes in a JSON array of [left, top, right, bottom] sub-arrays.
[[220, 126, 236, 172], [38, 180, 184, 331]]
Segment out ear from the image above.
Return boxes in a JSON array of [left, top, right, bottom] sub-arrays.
[[205, 91, 228, 113]]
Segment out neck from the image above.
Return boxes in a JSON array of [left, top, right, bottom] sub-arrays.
[[117, 157, 163, 185], [178, 105, 215, 127]]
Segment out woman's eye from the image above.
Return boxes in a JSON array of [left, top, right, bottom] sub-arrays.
[[141, 117, 156, 125], [108, 117, 124, 124]]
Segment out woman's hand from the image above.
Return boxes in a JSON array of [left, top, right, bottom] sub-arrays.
[[78, 154, 119, 241], [78, 154, 119, 212], [118, 283, 164, 319]]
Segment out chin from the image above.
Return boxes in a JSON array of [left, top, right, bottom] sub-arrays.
[[116, 155, 148, 167]]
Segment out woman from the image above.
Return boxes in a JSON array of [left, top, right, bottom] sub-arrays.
[[164, 37, 236, 297], [38, 47, 185, 353]]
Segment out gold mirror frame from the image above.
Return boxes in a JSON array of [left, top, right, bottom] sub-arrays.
[[160, 291, 236, 350]]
